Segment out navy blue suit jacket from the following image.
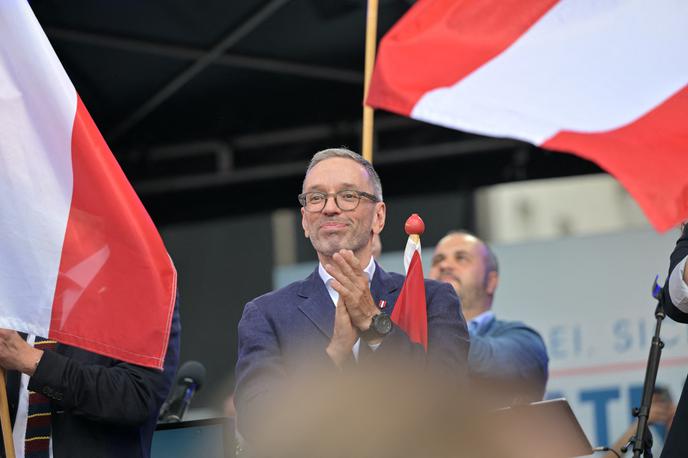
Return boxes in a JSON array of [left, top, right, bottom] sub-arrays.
[[235, 262, 469, 437], [468, 313, 548, 405]]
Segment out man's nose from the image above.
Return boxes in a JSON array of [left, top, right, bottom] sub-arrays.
[[439, 262, 454, 274], [322, 195, 341, 215]]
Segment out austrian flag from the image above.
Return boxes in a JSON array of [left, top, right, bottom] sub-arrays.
[[390, 215, 428, 350], [0, 0, 176, 369], [368, 0, 688, 231]]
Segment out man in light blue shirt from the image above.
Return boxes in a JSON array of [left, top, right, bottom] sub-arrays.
[[429, 230, 549, 406]]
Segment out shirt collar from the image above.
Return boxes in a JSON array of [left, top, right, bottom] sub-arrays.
[[468, 310, 494, 330]]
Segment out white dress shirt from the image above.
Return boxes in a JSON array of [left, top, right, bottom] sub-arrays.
[[467, 310, 495, 336]]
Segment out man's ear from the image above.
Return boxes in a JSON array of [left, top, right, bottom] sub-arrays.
[[372, 202, 386, 234], [486, 271, 498, 296], [301, 207, 309, 238]]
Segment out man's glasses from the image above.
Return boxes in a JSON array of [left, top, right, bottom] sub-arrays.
[[298, 190, 379, 212]]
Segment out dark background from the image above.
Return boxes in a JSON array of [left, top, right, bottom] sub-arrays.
[[29, 0, 602, 409]]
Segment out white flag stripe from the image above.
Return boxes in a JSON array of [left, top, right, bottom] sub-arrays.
[[412, 0, 688, 145], [403, 237, 421, 274], [0, 0, 76, 335]]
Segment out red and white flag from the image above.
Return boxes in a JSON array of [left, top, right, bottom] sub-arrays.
[[0, 0, 176, 369], [368, 0, 688, 232], [390, 215, 428, 350]]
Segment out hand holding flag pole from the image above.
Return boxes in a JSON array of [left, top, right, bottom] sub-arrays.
[[390, 214, 429, 350]]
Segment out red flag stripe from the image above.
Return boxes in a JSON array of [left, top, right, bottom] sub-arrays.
[[390, 250, 428, 349], [366, 0, 558, 115], [543, 84, 688, 232], [50, 97, 176, 368], [1, 0, 175, 369], [367, 0, 688, 231]]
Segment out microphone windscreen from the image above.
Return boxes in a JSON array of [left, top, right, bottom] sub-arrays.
[[176, 360, 206, 390]]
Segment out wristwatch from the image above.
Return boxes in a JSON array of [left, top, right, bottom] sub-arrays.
[[360, 313, 393, 341]]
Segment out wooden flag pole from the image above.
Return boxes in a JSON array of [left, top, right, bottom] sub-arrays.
[[0, 370, 16, 458], [362, 0, 379, 162]]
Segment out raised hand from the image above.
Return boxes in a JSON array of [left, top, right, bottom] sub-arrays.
[[324, 250, 379, 332], [326, 298, 358, 368]]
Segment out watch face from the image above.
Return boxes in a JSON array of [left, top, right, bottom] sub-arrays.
[[374, 314, 393, 335]]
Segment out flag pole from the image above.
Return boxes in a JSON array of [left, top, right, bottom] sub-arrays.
[[362, 0, 379, 162], [0, 370, 16, 458]]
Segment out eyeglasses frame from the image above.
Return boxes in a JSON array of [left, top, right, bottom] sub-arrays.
[[298, 189, 380, 212]]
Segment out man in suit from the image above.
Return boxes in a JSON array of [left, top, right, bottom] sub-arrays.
[[0, 297, 181, 458], [429, 231, 548, 405], [234, 148, 470, 443], [658, 223, 688, 458]]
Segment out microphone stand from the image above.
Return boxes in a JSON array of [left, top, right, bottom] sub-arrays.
[[621, 278, 665, 458]]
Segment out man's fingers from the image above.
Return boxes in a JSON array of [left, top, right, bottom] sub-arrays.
[[328, 250, 367, 292], [334, 298, 350, 321], [338, 250, 361, 269], [326, 251, 378, 331], [331, 253, 356, 280], [332, 300, 356, 346], [330, 278, 370, 319], [332, 251, 362, 279], [324, 262, 357, 292], [327, 301, 358, 368], [329, 279, 351, 299]]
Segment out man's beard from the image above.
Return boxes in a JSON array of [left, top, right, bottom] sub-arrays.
[[458, 285, 486, 312], [310, 228, 370, 258]]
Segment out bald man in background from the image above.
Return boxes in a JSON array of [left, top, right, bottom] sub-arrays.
[[429, 231, 548, 406]]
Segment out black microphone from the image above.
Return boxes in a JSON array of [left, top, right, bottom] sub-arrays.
[[158, 360, 206, 423]]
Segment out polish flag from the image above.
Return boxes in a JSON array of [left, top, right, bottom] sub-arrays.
[[367, 0, 688, 232], [391, 215, 428, 350], [0, 0, 176, 369]]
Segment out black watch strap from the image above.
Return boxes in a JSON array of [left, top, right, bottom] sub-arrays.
[[360, 313, 393, 341]]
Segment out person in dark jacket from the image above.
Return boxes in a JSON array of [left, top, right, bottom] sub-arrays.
[[0, 297, 180, 458]]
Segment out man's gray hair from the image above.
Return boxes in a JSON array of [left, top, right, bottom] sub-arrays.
[[303, 147, 383, 200]]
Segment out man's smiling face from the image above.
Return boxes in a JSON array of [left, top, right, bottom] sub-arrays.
[[300, 157, 385, 263]]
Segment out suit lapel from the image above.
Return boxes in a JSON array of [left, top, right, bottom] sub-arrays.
[[296, 262, 400, 338], [370, 263, 400, 314], [297, 268, 335, 338]]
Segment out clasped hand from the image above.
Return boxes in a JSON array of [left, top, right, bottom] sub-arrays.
[[324, 250, 381, 367]]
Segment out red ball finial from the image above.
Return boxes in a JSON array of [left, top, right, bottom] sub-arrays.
[[404, 214, 425, 235]]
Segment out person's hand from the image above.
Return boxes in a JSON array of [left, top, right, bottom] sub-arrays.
[[325, 250, 379, 333], [649, 397, 676, 427], [326, 298, 358, 368], [0, 329, 43, 375]]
